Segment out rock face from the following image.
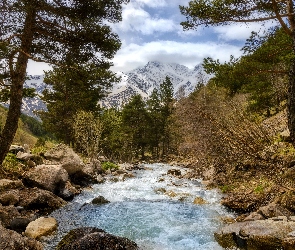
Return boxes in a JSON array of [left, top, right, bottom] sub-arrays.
[[25, 217, 58, 239], [0, 223, 43, 250], [215, 220, 295, 250], [23, 165, 69, 195], [44, 144, 84, 175], [56, 227, 138, 250]]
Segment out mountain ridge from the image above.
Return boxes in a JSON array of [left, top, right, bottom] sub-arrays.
[[17, 61, 209, 116]]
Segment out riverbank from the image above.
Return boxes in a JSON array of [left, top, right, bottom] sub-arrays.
[[2, 135, 295, 249], [167, 137, 295, 249]]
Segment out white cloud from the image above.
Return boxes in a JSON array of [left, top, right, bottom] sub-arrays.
[[135, 0, 167, 8], [111, 41, 243, 72], [213, 21, 278, 41], [27, 60, 52, 75], [114, 3, 178, 35]]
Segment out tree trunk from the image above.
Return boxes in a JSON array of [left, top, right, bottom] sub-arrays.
[[0, 7, 36, 165], [288, 55, 295, 144]]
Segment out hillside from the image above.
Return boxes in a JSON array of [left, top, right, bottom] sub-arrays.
[[0, 105, 44, 148]]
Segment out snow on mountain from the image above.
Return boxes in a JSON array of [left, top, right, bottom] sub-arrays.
[[22, 75, 48, 118], [10, 61, 209, 117], [100, 61, 209, 108]]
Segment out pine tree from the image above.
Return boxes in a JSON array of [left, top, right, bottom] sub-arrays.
[[121, 95, 149, 159], [0, 0, 129, 164], [39, 63, 118, 144], [159, 76, 174, 155], [147, 88, 162, 157]]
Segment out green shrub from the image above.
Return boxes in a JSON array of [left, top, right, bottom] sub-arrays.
[[101, 161, 119, 171]]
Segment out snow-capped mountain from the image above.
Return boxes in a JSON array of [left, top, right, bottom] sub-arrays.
[[16, 61, 209, 116], [22, 75, 48, 117], [100, 61, 209, 108]]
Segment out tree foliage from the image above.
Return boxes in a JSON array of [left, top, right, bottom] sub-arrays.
[[121, 95, 149, 159], [203, 28, 290, 115], [39, 63, 118, 144], [0, 0, 129, 164], [180, 0, 295, 143], [72, 110, 102, 159]]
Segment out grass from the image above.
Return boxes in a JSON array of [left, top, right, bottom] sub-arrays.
[[101, 161, 119, 171]]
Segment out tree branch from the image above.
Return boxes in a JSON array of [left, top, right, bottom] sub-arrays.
[[272, 0, 292, 36]]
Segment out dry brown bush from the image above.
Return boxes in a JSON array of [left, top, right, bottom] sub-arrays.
[[174, 85, 274, 166]]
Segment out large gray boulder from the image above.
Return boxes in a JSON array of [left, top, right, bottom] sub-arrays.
[[215, 220, 295, 250], [56, 227, 138, 250], [44, 144, 84, 175], [0, 223, 43, 250], [23, 165, 69, 195]]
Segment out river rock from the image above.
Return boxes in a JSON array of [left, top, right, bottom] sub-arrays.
[[215, 220, 295, 250], [166, 190, 177, 197], [202, 165, 215, 181], [9, 145, 25, 154], [193, 196, 208, 205], [19, 188, 66, 214], [244, 212, 265, 221], [258, 202, 293, 219], [23, 165, 69, 195], [0, 189, 20, 205], [167, 169, 182, 176], [8, 216, 33, 233], [91, 196, 110, 205], [58, 181, 80, 201], [0, 179, 24, 191], [16, 152, 35, 161], [56, 227, 138, 250], [0, 204, 21, 228], [221, 192, 265, 213], [0, 223, 43, 250], [70, 164, 98, 186], [25, 217, 58, 239], [44, 144, 84, 175], [277, 191, 295, 212], [96, 175, 105, 184]]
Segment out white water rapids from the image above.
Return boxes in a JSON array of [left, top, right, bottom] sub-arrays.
[[43, 163, 233, 249]]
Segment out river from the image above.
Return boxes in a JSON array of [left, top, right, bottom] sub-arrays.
[[43, 163, 233, 249]]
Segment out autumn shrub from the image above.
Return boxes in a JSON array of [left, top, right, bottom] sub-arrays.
[[175, 84, 273, 165]]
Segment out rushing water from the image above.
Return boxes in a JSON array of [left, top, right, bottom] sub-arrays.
[[43, 164, 233, 250]]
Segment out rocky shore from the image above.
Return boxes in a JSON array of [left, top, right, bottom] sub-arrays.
[[168, 145, 295, 250], [3, 141, 295, 249], [0, 144, 139, 250]]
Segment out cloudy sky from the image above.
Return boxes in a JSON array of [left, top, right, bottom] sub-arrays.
[[27, 0, 276, 75]]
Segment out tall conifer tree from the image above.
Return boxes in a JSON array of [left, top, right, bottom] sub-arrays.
[[0, 0, 129, 164]]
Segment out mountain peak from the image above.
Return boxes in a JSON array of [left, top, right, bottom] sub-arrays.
[[19, 61, 209, 115]]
